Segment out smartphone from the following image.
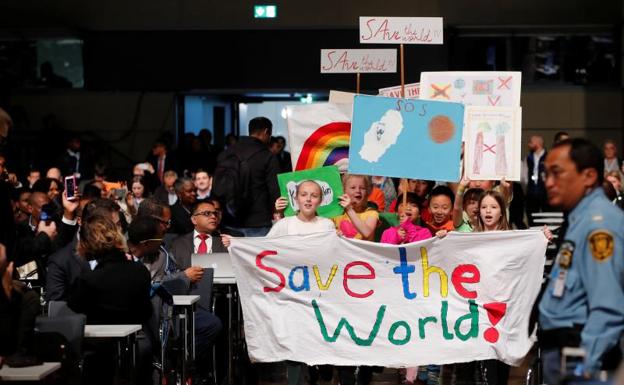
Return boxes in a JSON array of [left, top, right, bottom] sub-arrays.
[[112, 187, 128, 200], [64, 176, 77, 201]]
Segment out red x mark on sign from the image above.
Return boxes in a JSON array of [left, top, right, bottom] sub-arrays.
[[483, 143, 496, 154], [431, 84, 450, 99], [497, 76, 512, 90], [488, 96, 501, 106]]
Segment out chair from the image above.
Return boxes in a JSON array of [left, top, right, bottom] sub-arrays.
[[35, 314, 86, 361], [48, 300, 79, 317]]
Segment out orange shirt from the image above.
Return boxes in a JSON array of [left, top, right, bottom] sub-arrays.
[[424, 218, 454, 234], [368, 187, 385, 212]]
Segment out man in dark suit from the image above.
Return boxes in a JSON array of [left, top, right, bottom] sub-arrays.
[[147, 139, 179, 185], [170, 201, 227, 269], [169, 178, 196, 236]]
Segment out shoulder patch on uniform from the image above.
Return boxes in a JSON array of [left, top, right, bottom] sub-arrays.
[[592, 215, 603, 222], [588, 230, 614, 262]]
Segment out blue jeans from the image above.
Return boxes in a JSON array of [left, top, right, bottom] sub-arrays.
[[225, 226, 271, 237]]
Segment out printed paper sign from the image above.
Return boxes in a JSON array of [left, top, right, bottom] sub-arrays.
[[229, 230, 547, 366], [277, 166, 345, 218], [321, 49, 397, 73], [419, 72, 522, 107], [360, 17, 443, 44], [464, 106, 522, 181], [379, 83, 420, 99], [287, 103, 352, 172], [348, 95, 464, 182]]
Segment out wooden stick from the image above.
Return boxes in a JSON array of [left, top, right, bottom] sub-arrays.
[[356, 72, 361, 94], [402, 178, 408, 207], [400, 44, 405, 98]]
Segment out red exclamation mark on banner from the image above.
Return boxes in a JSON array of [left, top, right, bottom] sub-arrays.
[[483, 302, 507, 343]]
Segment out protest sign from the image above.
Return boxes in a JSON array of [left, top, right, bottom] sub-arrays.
[[419, 71, 522, 107], [321, 49, 397, 73], [464, 106, 522, 181], [359, 17, 444, 44], [328, 90, 356, 105], [379, 83, 420, 99], [348, 95, 464, 181], [277, 166, 344, 218], [229, 230, 547, 366], [287, 103, 352, 172]]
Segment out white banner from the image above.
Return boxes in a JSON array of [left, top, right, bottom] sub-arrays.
[[321, 49, 397, 73], [229, 231, 547, 367], [360, 17, 443, 44], [378, 83, 420, 99]]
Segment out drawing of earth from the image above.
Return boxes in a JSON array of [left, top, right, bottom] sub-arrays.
[[428, 115, 455, 144]]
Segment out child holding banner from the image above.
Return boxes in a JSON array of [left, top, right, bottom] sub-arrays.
[[453, 177, 485, 232], [380, 193, 432, 244], [334, 174, 379, 241]]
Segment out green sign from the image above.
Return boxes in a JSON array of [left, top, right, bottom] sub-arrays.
[[254, 5, 277, 18], [277, 166, 344, 218]]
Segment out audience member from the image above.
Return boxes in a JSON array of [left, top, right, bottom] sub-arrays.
[[148, 139, 178, 184], [171, 200, 228, 269], [57, 134, 92, 180], [553, 131, 570, 144], [0, 243, 41, 359], [26, 169, 41, 189], [603, 139, 623, 179], [45, 167, 62, 181], [153, 170, 178, 206], [194, 169, 212, 201], [525, 135, 549, 223], [170, 177, 196, 235], [270, 135, 293, 173]]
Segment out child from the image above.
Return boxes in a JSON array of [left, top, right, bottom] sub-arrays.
[[424, 185, 455, 236], [269, 180, 335, 236], [453, 177, 485, 232], [381, 193, 432, 244], [334, 174, 379, 241], [224, 180, 334, 385]]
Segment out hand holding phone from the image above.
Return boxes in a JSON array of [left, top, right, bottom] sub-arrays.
[[64, 176, 77, 201]]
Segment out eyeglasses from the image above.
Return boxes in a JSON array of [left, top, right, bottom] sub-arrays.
[[140, 238, 163, 244], [152, 217, 171, 226], [193, 210, 221, 218]]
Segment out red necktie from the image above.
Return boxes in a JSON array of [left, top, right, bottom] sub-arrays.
[[157, 157, 164, 182], [197, 233, 209, 254]]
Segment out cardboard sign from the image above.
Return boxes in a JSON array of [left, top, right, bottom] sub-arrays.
[[321, 49, 397, 73], [277, 166, 344, 218], [348, 95, 464, 182], [419, 72, 522, 107], [379, 83, 420, 99], [359, 17, 444, 44], [464, 106, 522, 181], [328, 90, 357, 105], [229, 230, 547, 366], [287, 103, 352, 172]]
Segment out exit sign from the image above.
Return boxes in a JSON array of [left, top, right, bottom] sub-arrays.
[[254, 5, 277, 18]]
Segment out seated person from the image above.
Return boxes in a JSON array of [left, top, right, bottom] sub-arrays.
[[170, 200, 228, 269], [0, 243, 41, 361]]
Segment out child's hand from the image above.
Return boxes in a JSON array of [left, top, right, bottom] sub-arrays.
[[397, 227, 407, 241], [275, 197, 288, 212], [542, 225, 553, 242], [336, 229, 344, 237], [459, 176, 471, 190], [338, 194, 352, 209], [221, 234, 232, 247], [435, 229, 448, 239], [499, 177, 511, 191]]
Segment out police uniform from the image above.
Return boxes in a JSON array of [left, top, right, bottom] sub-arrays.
[[538, 187, 624, 383]]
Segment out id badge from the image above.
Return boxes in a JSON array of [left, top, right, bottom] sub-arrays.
[[552, 269, 567, 298]]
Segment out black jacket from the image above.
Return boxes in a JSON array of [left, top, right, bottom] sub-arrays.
[[68, 249, 152, 325], [169, 201, 194, 235], [45, 239, 90, 302], [0, 282, 41, 356], [215, 136, 280, 228], [170, 231, 228, 270]]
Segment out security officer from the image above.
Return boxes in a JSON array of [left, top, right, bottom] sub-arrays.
[[538, 138, 624, 384]]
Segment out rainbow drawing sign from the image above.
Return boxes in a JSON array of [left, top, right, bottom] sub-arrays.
[[348, 95, 464, 181], [287, 103, 352, 172], [229, 230, 547, 366]]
